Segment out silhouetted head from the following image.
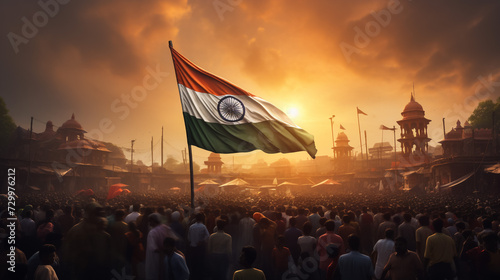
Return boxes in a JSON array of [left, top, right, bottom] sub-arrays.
[[347, 234, 360, 251], [303, 222, 313, 236], [240, 246, 257, 268], [216, 219, 227, 231], [195, 212, 205, 223], [342, 215, 350, 224], [394, 237, 408, 255], [325, 220, 336, 232], [39, 244, 57, 265], [418, 215, 429, 227], [432, 218, 444, 233], [482, 232, 498, 253], [164, 237, 176, 255], [385, 228, 395, 240]]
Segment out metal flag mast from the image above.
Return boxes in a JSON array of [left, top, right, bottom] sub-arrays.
[[169, 40, 195, 209], [330, 115, 335, 157], [357, 107, 364, 160]]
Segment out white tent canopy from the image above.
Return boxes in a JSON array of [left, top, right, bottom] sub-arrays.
[[311, 179, 341, 188], [220, 178, 250, 187]]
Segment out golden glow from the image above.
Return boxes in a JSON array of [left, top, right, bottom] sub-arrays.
[[287, 107, 299, 119], [4, 1, 494, 165]]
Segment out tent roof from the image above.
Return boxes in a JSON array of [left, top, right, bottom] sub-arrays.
[[311, 179, 341, 188], [198, 179, 219, 185], [485, 163, 500, 174], [439, 172, 474, 191], [220, 178, 250, 187]]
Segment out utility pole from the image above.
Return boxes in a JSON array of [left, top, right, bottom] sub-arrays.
[[393, 126, 397, 166], [130, 140, 135, 171], [161, 126, 164, 168], [182, 148, 187, 171], [26, 117, 33, 187], [442, 118, 446, 140], [364, 130, 369, 164], [151, 136, 154, 190], [493, 111, 497, 155], [329, 115, 335, 158]]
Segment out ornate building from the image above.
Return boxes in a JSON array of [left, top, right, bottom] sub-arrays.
[[333, 132, 354, 172], [6, 114, 113, 191], [439, 120, 495, 157], [397, 95, 431, 167], [204, 153, 223, 175], [56, 114, 110, 165]]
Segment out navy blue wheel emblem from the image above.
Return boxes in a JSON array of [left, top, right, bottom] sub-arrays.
[[217, 96, 245, 122]]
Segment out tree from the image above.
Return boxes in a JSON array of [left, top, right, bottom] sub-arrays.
[[164, 156, 200, 174], [102, 141, 127, 166], [468, 97, 500, 131], [0, 97, 17, 154]]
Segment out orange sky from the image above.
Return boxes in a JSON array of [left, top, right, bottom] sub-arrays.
[[2, 0, 500, 166]]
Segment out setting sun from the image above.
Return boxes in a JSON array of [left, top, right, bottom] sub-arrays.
[[287, 107, 299, 119]]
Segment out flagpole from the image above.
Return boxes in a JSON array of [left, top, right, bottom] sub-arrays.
[[364, 130, 368, 163], [380, 129, 384, 163], [357, 107, 363, 160], [393, 126, 397, 166], [169, 40, 195, 208], [188, 144, 195, 209], [329, 115, 335, 158], [161, 126, 164, 168]]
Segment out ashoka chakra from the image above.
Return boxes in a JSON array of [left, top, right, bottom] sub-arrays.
[[217, 96, 245, 122]]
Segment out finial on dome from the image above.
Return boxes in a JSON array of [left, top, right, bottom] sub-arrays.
[[410, 93, 415, 102], [71, 113, 75, 120]]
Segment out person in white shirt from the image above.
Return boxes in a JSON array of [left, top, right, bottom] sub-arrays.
[[298, 221, 317, 259], [124, 204, 140, 224], [187, 212, 209, 280], [208, 219, 232, 280], [34, 244, 59, 280], [371, 228, 395, 279], [239, 211, 255, 248]]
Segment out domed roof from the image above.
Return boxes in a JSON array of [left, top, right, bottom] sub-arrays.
[[205, 153, 223, 163], [336, 132, 349, 142], [335, 132, 353, 149], [61, 113, 86, 132], [208, 153, 221, 159], [401, 95, 426, 120], [403, 95, 423, 113]]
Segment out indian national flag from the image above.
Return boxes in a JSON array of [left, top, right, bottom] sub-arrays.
[[170, 45, 317, 159]]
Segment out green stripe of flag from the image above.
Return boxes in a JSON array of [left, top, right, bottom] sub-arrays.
[[183, 113, 317, 158]]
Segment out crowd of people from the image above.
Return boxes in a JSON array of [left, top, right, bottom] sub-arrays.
[[1, 189, 500, 280]]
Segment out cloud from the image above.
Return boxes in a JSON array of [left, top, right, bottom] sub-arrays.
[[0, 0, 190, 126], [335, 0, 500, 94], [2, 0, 500, 161]]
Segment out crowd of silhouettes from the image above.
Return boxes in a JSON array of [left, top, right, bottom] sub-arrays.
[[1, 190, 500, 279]]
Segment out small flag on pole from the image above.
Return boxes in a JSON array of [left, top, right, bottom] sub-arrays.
[[380, 125, 396, 131], [170, 45, 317, 159], [340, 124, 346, 130], [357, 107, 367, 115]]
